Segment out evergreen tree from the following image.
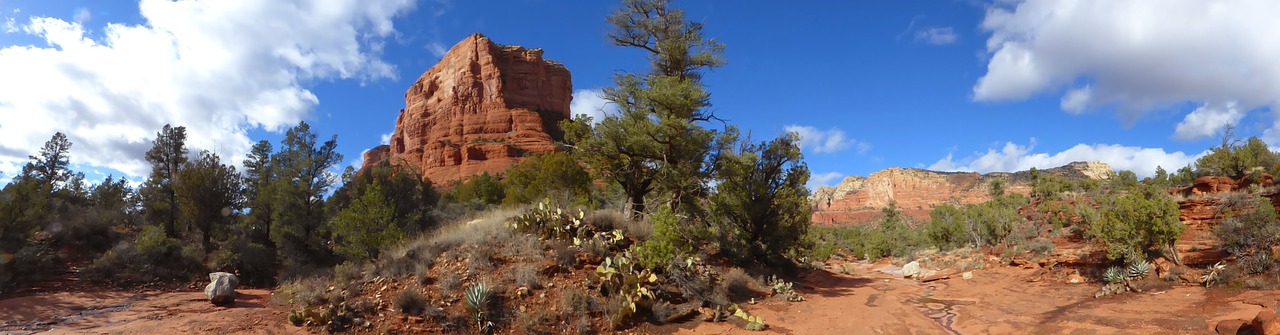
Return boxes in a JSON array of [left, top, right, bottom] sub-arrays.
[[565, 0, 733, 219], [328, 181, 404, 261], [241, 140, 276, 246], [175, 151, 243, 251], [709, 133, 811, 261], [269, 121, 342, 268], [21, 132, 73, 193], [140, 124, 189, 237], [503, 152, 592, 206]]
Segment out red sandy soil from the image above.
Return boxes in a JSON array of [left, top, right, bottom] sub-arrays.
[[3, 260, 1276, 334], [0, 289, 304, 335], [670, 260, 1278, 335]]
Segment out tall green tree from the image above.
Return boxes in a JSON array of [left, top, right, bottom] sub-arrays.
[[140, 124, 189, 237], [241, 140, 276, 246], [175, 151, 243, 251], [710, 133, 811, 262], [269, 121, 342, 267], [565, 0, 732, 219], [22, 132, 74, 193], [328, 181, 404, 261]]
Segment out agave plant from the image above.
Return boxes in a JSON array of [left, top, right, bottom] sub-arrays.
[[1126, 260, 1151, 279], [464, 283, 495, 332], [1102, 266, 1126, 284]]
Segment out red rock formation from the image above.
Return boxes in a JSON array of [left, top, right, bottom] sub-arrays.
[[1172, 173, 1278, 265], [811, 162, 1114, 225], [377, 33, 572, 186]]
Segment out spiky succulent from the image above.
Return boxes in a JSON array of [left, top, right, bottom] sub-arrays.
[[1126, 260, 1151, 279], [464, 282, 493, 316], [1103, 266, 1126, 284]]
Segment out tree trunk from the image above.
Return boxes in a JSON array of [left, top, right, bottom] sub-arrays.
[[628, 191, 646, 221]]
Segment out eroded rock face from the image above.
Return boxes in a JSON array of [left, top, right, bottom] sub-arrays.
[[378, 33, 571, 186], [811, 161, 1114, 225], [1173, 173, 1279, 265]]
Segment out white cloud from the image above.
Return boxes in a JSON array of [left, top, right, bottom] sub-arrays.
[[379, 132, 393, 145], [974, 0, 1280, 129], [784, 125, 864, 154], [0, 0, 417, 181], [928, 139, 1202, 178], [1174, 102, 1246, 141], [807, 172, 844, 191], [914, 27, 957, 45], [427, 41, 447, 58], [73, 7, 90, 23], [570, 89, 616, 125]]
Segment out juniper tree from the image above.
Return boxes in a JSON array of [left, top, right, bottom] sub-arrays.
[[565, 0, 733, 219]]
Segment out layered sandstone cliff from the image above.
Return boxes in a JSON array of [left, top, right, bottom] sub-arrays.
[[363, 33, 572, 186], [811, 161, 1115, 225]]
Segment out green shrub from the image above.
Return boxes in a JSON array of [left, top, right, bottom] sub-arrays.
[[444, 173, 505, 206], [634, 206, 686, 270], [503, 152, 592, 206], [1215, 195, 1280, 259], [209, 236, 278, 286], [85, 226, 205, 286], [1087, 186, 1183, 263]]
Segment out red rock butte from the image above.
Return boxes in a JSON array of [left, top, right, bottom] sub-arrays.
[[362, 33, 572, 186], [810, 161, 1115, 225]]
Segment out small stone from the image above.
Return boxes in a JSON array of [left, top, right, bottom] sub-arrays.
[[901, 261, 921, 279], [1067, 274, 1086, 284], [962, 271, 973, 280]]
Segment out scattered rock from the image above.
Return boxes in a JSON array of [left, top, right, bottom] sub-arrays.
[[962, 271, 973, 280], [1067, 274, 1086, 284], [901, 261, 921, 279], [1217, 319, 1255, 335], [1153, 257, 1172, 278], [1253, 309, 1280, 335], [205, 272, 239, 306]]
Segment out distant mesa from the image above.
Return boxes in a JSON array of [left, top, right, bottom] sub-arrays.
[[810, 161, 1115, 225], [361, 33, 572, 186]]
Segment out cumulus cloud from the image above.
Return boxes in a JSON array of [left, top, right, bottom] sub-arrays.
[[1174, 102, 1246, 141], [928, 139, 1202, 178], [974, 0, 1280, 133], [807, 172, 844, 191], [914, 27, 957, 45], [783, 125, 864, 154], [0, 0, 417, 181], [379, 132, 393, 145], [570, 89, 617, 125]]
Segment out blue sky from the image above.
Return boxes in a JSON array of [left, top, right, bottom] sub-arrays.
[[1, 0, 1277, 189]]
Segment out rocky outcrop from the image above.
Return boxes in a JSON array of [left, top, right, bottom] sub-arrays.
[[376, 33, 572, 186], [811, 161, 1114, 225], [205, 272, 239, 306], [1173, 173, 1278, 265]]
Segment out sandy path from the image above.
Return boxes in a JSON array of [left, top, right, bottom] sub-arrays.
[[0, 289, 304, 335], [676, 261, 1277, 335]]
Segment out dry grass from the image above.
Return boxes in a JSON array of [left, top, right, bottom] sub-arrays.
[[509, 263, 543, 289], [720, 267, 766, 300]]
